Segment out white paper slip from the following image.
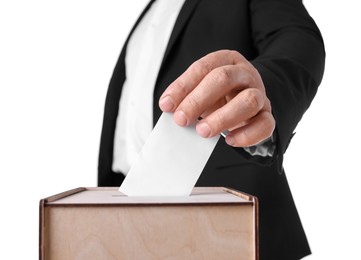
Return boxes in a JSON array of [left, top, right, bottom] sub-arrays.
[[119, 112, 220, 196]]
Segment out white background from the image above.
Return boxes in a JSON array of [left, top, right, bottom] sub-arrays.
[[0, 1, 360, 259]]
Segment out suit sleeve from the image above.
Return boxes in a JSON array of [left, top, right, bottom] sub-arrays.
[[247, 0, 325, 169]]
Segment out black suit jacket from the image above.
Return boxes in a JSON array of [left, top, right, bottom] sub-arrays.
[[98, 0, 325, 259]]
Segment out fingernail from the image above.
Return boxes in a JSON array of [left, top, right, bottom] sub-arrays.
[[226, 135, 235, 146], [196, 122, 211, 138], [174, 110, 188, 126], [159, 96, 175, 111]]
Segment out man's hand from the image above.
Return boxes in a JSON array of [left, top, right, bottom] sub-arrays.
[[159, 50, 275, 147]]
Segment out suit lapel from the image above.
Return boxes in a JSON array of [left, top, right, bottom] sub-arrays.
[[124, 0, 156, 51], [160, 0, 201, 72]]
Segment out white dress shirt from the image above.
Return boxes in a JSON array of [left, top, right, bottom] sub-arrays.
[[112, 0, 186, 174]]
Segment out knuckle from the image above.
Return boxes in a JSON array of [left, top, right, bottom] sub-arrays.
[[227, 50, 243, 64], [232, 65, 254, 90], [185, 93, 202, 111], [212, 67, 232, 86], [242, 89, 263, 111], [239, 71, 253, 87], [175, 78, 188, 95], [193, 58, 213, 77]]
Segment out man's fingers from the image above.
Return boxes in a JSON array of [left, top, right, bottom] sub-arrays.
[[224, 111, 275, 147], [195, 88, 265, 137], [159, 50, 246, 113], [175, 64, 256, 126], [158, 49, 274, 147]]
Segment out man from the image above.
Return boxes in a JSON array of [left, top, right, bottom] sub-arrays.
[[98, 0, 325, 259]]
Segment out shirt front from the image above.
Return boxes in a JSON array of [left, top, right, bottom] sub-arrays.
[[112, 0, 186, 174]]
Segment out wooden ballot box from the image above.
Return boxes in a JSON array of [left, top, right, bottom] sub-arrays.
[[39, 187, 258, 260]]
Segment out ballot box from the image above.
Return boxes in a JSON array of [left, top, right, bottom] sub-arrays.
[[39, 187, 258, 259]]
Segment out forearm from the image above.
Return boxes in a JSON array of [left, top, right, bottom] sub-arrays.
[[250, 0, 325, 155]]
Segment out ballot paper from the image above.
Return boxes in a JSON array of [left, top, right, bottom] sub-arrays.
[[119, 112, 220, 196]]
